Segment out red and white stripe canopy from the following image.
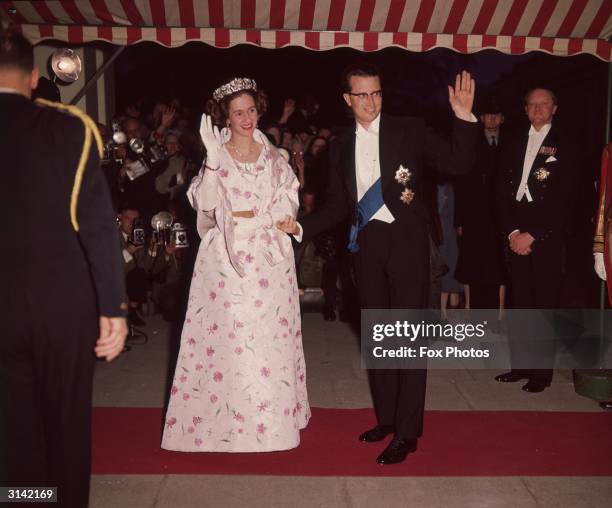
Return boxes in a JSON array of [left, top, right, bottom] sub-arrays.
[[2, 1, 611, 61]]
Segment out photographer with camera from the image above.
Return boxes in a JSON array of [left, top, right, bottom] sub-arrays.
[[119, 202, 189, 323], [118, 204, 156, 325], [99, 121, 126, 210], [115, 116, 167, 227], [148, 201, 192, 322]]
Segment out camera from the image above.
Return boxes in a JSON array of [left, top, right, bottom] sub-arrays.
[[130, 218, 146, 246], [172, 223, 189, 249], [150, 212, 188, 249], [102, 121, 127, 165], [128, 138, 167, 171]]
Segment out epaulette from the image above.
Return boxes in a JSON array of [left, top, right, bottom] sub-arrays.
[[35, 98, 103, 232]]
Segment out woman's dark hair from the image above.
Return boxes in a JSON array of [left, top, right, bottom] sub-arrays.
[[205, 88, 268, 127], [340, 61, 381, 93]]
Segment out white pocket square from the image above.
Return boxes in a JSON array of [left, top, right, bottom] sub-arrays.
[[546, 155, 557, 163]]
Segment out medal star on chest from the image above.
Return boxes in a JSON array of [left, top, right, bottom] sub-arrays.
[[395, 165, 412, 185], [395, 165, 415, 204], [400, 188, 415, 205], [534, 167, 550, 182]]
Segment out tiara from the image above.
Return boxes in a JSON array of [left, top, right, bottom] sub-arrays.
[[213, 77, 257, 102]]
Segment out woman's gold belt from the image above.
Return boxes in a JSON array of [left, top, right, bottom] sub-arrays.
[[232, 211, 255, 218]]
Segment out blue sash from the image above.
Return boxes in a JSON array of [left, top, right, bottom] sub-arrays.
[[347, 178, 384, 253]]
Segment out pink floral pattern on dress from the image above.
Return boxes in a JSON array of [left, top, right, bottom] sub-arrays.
[[162, 130, 310, 453]]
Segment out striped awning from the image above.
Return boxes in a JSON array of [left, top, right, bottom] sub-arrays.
[[2, 1, 611, 61]]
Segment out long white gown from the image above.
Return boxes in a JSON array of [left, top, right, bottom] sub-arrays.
[[162, 130, 310, 452]]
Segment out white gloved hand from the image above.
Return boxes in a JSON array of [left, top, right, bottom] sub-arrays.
[[199, 114, 222, 170], [594, 252, 607, 281]]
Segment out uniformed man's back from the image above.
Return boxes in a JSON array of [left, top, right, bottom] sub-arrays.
[[0, 31, 128, 506], [2, 94, 92, 273]]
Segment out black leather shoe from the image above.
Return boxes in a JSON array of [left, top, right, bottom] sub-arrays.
[[359, 425, 394, 442], [495, 371, 528, 383], [376, 438, 417, 465], [521, 379, 551, 393], [599, 400, 612, 410]]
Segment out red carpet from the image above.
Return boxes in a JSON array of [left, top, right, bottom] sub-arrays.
[[92, 407, 612, 476]]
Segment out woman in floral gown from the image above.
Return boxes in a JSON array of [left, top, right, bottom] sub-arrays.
[[162, 78, 310, 452]]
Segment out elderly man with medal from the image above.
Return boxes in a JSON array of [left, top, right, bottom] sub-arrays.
[[495, 88, 579, 393]]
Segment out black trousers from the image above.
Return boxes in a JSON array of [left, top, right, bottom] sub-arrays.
[[321, 255, 339, 311], [353, 219, 428, 440], [508, 239, 562, 383], [470, 283, 500, 309], [0, 274, 97, 508], [126, 266, 149, 304]]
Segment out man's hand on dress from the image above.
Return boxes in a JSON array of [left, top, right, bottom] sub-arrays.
[[277, 216, 300, 235], [448, 70, 475, 122], [95, 316, 128, 362]]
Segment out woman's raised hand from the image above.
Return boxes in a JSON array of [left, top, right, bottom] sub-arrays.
[[199, 114, 222, 170]]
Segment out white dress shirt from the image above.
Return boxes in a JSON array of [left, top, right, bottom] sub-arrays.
[[516, 123, 551, 202], [294, 114, 394, 241], [355, 114, 394, 223], [484, 130, 499, 146], [121, 231, 133, 263]]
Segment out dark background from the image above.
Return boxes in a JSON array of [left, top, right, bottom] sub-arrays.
[[112, 42, 609, 146]]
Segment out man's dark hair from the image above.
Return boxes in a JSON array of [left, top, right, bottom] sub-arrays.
[[0, 31, 34, 72], [119, 200, 140, 214], [341, 62, 381, 93]]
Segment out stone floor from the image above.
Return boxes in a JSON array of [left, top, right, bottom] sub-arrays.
[[90, 313, 611, 508]]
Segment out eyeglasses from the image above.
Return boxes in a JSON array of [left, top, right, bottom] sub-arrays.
[[347, 91, 383, 101]]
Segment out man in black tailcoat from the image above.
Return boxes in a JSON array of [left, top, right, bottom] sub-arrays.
[[0, 32, 128, 506], [279, 62, 478, 464], [495, 88, 578, 393]]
